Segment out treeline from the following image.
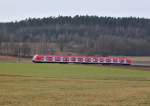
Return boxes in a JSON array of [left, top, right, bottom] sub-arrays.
[[0, 15, 150, 57]]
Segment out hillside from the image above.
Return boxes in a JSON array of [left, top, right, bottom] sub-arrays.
[[0, 16, 150, 57]]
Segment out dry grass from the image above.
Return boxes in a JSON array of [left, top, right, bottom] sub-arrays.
[[0, 75, 150, 106], [0, 64, 150, 106]]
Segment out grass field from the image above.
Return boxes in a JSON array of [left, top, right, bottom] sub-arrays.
[[0, 63, 150, 106]]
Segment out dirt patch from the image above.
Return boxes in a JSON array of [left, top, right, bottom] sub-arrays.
[[129, 56, 150, 66], [0, 55, 31, 63], [0, 55, 17, 62], [129, 56, 150, 62]]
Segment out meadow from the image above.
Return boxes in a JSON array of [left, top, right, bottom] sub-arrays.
[[0, 63, 150, 106]]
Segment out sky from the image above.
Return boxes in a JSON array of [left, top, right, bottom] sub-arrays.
[[0, 0, 150, 22]]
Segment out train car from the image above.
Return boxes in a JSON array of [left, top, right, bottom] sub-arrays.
[[32, 55, 132, 65]]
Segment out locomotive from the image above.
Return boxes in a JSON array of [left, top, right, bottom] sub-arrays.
[[32, 55, 132, 65]]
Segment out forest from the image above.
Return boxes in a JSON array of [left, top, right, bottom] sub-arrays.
[[0, 15, 150, 57]]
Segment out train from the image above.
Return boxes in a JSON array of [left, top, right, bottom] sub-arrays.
[[32, 55, 132, 65]]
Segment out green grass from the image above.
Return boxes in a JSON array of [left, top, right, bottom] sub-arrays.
[[0, 63, 150, 106], [0, 63, 150, 80]]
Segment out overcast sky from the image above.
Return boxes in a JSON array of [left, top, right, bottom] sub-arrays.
[[0, 0, 150, 22]]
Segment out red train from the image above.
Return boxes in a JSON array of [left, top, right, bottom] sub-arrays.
[[32, 55, 132, 65]]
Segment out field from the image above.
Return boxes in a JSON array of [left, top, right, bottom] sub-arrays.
[[129, 56, 150, 66], [0, 56, 31, 63], [0, 63, 150, 106]]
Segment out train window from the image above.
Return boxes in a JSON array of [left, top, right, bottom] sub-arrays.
[[55, 57, 61, 61], [99, 58, 104, 62], [78, 58, 83, 61], [106, 58, 111, 63], [63, 58, 69, 61], [46, 57, 53, 61], [85, 58, 91, 62], [93, 58, 98, 62], [71, 57, 76, 61], [119, 59, 125, 63]]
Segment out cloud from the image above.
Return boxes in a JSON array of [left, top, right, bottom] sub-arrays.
[[0, 0, 149, 22]]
